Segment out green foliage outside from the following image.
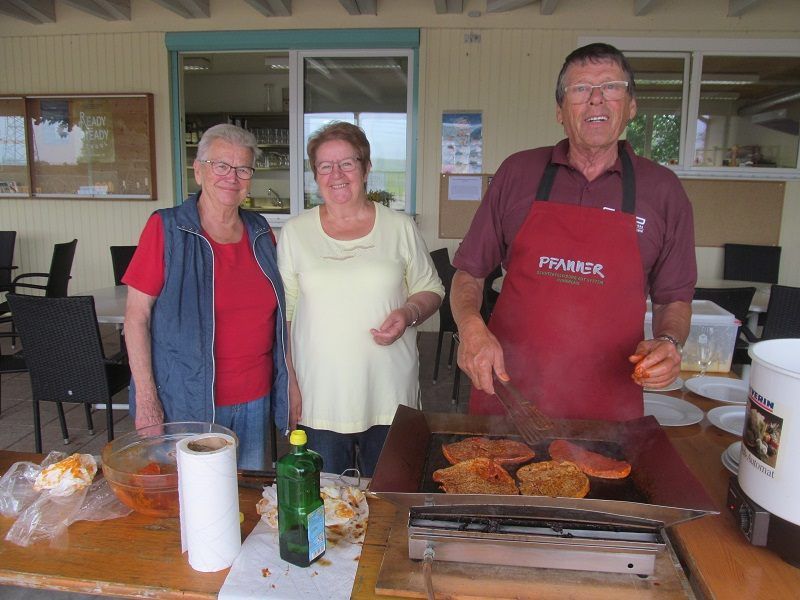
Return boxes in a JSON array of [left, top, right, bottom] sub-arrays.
[[626, 113, 682, 166]]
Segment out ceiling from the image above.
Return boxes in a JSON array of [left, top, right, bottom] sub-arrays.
[[0, 0, 771, 24]]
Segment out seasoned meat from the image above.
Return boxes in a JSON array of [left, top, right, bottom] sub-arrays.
[[432, 457, 519, 495], [516, 460, 590, 498], [548, 439, 631, 479], [442, 436, 535, 466]]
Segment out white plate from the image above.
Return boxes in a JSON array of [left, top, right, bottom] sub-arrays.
[[643, 393, 704, 427], [726, 441, 742, 465], [645, 377, 684, 392], [708, 406, 746, 436], [685, 376, 748, 404], [721, 449, 739, 475]]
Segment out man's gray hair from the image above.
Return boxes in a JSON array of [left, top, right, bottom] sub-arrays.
[[197, 123, 261, 166], [555, 43, 637, 106]]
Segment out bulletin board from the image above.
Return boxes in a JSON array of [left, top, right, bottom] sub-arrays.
[[681, 179, 784, 247], [438, 173, 785, 245], [438, 173, 491, 239]]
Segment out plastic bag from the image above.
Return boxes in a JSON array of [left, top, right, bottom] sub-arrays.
[[0, 451, 67, 517], [0, 451, 133, 547]]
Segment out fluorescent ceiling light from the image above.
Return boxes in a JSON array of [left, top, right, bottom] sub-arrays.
[[265, 57, 289, 70], [183, 57, 210, 71], [636, 73, 759, 86]]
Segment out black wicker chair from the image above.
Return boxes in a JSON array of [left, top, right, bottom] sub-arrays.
[[734, 285, 800, 368], [6, 293, 130, 453], [0, 239, 78, 347], [110, 245, 137, 286], [723, 243, 781, 284], [0, 230, 17, 294], [429, 248, 457, 384], [0, 330, 27, 416]]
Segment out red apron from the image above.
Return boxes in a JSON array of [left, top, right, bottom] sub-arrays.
[[469, 152, 645, 421]]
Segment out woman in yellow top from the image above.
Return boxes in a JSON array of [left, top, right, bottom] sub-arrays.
[[278, 122, 443, 477]]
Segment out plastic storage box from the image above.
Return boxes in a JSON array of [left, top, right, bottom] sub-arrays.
[[644, 300, 739, 373]]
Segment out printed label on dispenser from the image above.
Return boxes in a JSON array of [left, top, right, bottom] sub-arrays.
[[743, 390, 783, 474], [307, 504, 326, 561]]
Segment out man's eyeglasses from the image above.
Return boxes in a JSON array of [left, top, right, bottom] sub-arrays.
[[563, 80, 629, 104], [200, 160, 255, 180], [315, 157, 361, 175]]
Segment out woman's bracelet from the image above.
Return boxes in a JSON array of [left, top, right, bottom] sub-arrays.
[[405, 301, 421, 327]]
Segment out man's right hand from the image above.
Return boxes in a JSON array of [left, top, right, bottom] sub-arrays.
[[456, 315, 509, 396]]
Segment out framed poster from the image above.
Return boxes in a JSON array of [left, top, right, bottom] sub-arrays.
[[24, 94, 156, 200], [441, 111, 482, 174]]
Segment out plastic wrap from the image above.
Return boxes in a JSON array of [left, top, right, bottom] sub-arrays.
[[0, 451, 132, 547]]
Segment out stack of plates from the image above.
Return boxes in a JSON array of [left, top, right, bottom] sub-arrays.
[[722, 441, 742, 475]]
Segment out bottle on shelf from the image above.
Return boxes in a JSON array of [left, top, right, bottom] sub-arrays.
[[277, 430, 325, 567]]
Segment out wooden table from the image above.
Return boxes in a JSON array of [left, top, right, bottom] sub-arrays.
[[2, 379, 800, 598]]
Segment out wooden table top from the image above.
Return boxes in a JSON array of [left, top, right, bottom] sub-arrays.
[[2, 375, 799, 598]]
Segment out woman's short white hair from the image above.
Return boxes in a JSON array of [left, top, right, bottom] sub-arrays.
[[197, 123, 261, 166]]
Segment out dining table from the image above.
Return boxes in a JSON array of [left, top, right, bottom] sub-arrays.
[[86, 284, 128, 324], [1, 374, 799, 598]]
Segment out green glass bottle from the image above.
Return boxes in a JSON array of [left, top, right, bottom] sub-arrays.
[[277, 430, 325, 567]]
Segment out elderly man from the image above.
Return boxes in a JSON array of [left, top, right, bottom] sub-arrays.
[[451, 43, 696, 420]]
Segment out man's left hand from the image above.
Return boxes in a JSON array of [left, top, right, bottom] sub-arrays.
[[629, 338, 682, 388]]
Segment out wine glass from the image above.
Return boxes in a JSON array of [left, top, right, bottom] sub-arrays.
[[697, 327, 713, 377]]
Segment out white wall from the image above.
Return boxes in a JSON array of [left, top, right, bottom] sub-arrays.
[[1, 0, 799, 301]]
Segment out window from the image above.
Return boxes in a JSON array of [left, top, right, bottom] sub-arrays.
[[0, 94, 156, 199], [0, 97, 28, 195], [299, 52, 412, 212], [584, 37, 800, 179], [166, 29, 420, 224]]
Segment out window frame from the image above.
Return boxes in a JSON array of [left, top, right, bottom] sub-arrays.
[[580, 36, 800, 180], [166, 29, 420, 225]]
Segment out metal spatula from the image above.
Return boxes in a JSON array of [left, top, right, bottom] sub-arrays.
[[493, 376, 554, 444]]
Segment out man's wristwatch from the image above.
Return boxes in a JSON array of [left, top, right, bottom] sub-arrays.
[[655, 334, 683, 356]]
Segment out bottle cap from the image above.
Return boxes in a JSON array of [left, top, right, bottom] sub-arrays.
[[289, 430, 307, 446]]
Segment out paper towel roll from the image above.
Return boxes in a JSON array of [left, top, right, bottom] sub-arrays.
[[176, 432, 241, 572]]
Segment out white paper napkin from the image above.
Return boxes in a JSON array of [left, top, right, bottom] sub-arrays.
[[219, 474, 369, 600]]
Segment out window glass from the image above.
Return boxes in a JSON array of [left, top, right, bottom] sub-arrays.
[[0, 97, 29, 194], [302, 55, 410, 211], [625, 56, 686, 166], [695, 56, 799, 169]]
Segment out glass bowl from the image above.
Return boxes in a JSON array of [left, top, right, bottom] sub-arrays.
[[101, 422, 237, 517]]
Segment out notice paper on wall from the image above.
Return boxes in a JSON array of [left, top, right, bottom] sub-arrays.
[[448, 175, 483, 201]]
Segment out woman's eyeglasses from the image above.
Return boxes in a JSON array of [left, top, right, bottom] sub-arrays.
[[200, 160, 255, 180], [315, 157, 361, 175], [563, 80, 629, 104]]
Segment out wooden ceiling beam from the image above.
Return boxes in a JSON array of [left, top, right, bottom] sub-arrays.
[[0, 0, 55, 23], [728, 0, 761, 17], [486, 0, 535, 12], [60, 0, 130, 20], [434, 0, 463, 14], [633, 0, 658, 16], [243, 0, 291, 17], [149, 0, 209, 19], [338, 0, 377, 15]]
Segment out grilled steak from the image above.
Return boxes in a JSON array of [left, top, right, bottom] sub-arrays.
[[548, 439, 631, 479], [442, 436, 535, 466], [432, 457, 519, 495], [516, 460, 590, 498]]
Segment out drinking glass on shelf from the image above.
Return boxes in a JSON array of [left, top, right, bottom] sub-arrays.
[[696, 327, 713, 377]]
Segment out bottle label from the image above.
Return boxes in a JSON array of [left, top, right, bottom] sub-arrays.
[[307, 504, 326, 561]]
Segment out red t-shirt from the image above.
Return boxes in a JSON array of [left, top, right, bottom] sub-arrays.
[[123, 213, 277, 405]]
